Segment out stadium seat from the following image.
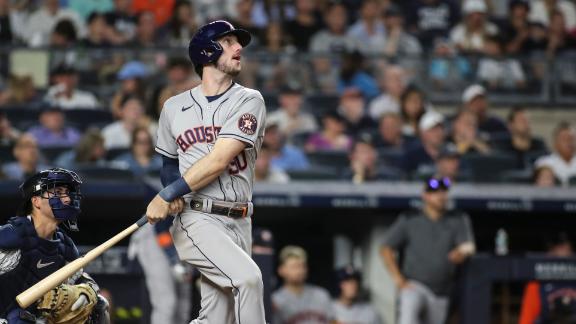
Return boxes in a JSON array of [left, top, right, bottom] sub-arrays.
[[304, 94, 339, 118], [1, 108, 40, 130], [460, 153, 518, 183], [106, 148, 130, 161], [306, 151, 349, 173], [0, 145, 15, 163], [41, 146, 74, 163], [74, 165, 135, 182], [377, 148, 404, 170], [286, 167, 340, 181], [65, 109, 114, 131]]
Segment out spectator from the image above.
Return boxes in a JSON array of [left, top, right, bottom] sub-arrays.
[[381, 176, 475, 324], [44, 64, 99, 110], [434, 145, 467, 182], [254, 143, 290, 183], [80, 12, 115, 47], [402, 110, 446, 175], [499, 107, 547, 168], [27, 106, 81, 148], [127, 11, 163, 47], [267, 85, 318, 141], [428, 39, 473, 89], [369, 65, 408, 120], [102, 95, 156, 149], [0, 0, 18, 43], [50, 19, 78, 48], [347, 0, 387, 55], [399, 85, 428, 137], [337, 51, 380, 100], [272, 245, 334, 324], [132, 0, 174, 27], [0, 111, 20, 147], [534, 122, 576, 186], [305, 111, 353, 153], [449, 0, 498, 54], [156, 57, 199, 116], [104, 0, 137, 42], [500, 0, 532, 55], [2, 134, 49, 181], [545, 10, 576, 58], [264, 122, 309, 171], [111, 61, 150, 119], [67, 0, 113, 21], [373, 113, 407, 150], [346, 136, 397, 183], [337, 88, 376, 139], [24, 0, 86, 47], [529, 0, 576, 32], [477, 36, 526, 90], [380, 6, 422, 58], [405, 0, 460, 50], [532, 165, 559, 187], [332, 266, 381, 324], [447, 109, 491, 155], [55, 128, 107, 168], [227, 0, 263, 46], [461, 84, 509, 139], [283, 0, 323, 52], [114, 126, 161, 177], [167, 0, 199, 47], [519, 232, 576, 324], [0, 74, 40, 107], [310, 3, 362, 54]]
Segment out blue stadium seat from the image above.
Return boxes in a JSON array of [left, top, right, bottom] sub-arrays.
[[41, 146, 74, 163], [306, 151, 349, 173], [64, 109, 114, 131], [304, 94, 339, 119], [74, 164, 135, 182], [286, 167, 340, 181], [106, 148, 130, 161], [461, 153, 518, 183]]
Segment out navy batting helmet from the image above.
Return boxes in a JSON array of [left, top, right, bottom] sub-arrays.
[[19, 168, 83, 231], [188, 20, 251, 67]]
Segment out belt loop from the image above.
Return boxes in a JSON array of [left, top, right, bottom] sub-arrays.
[[247, 202, 253, 217], [202, 198, 212, 213]]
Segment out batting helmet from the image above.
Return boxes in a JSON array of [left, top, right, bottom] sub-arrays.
[[188, 20, 251, 67], [19, 168, 83, 231]]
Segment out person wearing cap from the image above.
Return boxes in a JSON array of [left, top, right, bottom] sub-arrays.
[[28, 106, 81, 148], [381, 177, 475, 324], [272, 245, 334, 324], [44, 64, 99, 110], [402, 110, 446, 175], [111, 61, 149, 119], [267, 85, 318, 141], [461, 84, 508, 138], [381, 5, 422, 58], [332, 265, 381, 324], [447, 109, 491, 155], [263, 121, 310, 171], [449, 0, 498, 53], [433, 144, 472, 182]]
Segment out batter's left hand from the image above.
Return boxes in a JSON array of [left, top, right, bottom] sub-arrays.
[[146, 194, 170, 224]]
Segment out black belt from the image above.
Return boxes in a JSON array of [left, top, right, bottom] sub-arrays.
[[190, 199, 249, 219]]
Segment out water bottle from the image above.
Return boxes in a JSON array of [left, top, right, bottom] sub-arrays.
[[495, 228, 509, 256]]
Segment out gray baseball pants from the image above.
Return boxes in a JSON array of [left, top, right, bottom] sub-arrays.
[[398, 280, 449, 324], [171, 206, 266, 324]]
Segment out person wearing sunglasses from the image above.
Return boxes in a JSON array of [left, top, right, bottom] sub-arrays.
[[380, 177, 475, 324]]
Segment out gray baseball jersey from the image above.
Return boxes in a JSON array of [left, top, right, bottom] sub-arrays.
[[155, 83, 266, 202], [332, 301, 381, 324], [272, 285, 334, 324]]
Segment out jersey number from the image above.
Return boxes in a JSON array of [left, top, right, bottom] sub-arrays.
[[229, 152, 248, 175]]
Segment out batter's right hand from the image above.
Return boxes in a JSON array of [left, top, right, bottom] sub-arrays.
[[146, 194, 170, 224], [168, 197, 185, 215]]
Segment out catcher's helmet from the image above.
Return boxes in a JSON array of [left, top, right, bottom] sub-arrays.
[[19, 168, 83, 231], [188, 20, 251, 67]]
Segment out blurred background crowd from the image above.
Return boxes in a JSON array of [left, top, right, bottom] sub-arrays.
[[0, 0, 575, 187]]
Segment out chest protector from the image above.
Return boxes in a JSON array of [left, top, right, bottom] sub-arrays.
[[0, 217, 78, 317]]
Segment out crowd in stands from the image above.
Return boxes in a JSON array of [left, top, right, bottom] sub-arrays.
[[0, 0, 575, 186]]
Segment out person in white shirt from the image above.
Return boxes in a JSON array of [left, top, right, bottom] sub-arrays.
[[101, 95, 157, 149], [535, 122, 576, 186], [369, 65, 408, 120], [449, 0, 498, 53], [266, 85, 318, 142], [24, 0, 86, 47], [529, 0, 576, 32], [44, 65, 99, 110]]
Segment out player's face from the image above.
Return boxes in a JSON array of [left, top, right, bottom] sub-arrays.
[[216, 34, 243, 76], [34, 186, 72, 219], [279, 257, 307, 285]]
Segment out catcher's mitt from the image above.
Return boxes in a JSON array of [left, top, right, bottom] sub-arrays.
[[37, 283, 97, 324]]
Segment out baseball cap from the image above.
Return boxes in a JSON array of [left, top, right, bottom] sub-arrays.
[[51, 64, 77, 76], [424, 176, 451, 192], [462, 84, 486, 103], [335, 265, 361, 282], [279, 245, 307, 264], [419, 110, 445, 132], [117, 61, 149, 81], [462, 0, 488, 14]]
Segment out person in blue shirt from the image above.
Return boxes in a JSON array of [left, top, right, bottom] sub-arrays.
[[114, 126, 161, 176]]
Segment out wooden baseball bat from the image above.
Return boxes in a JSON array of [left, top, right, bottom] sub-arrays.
[[16, 215, 149, 308]]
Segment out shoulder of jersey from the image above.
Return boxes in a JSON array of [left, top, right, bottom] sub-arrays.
[[235, 84, 264, 102], [0, 217, 31, 249], [163, 89, 197, 113]]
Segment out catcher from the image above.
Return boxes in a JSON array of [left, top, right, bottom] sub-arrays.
[[0, 168, 109, 324]]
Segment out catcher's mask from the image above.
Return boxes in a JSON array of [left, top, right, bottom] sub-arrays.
[[19, 168, 83, 231]]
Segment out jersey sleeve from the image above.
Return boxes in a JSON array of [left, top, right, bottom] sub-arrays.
[[155, 105, 179, 159], [218, 94, 266, 148]]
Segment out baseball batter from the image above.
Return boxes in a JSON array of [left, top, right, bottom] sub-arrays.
[[146, 20, 266, 324]]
